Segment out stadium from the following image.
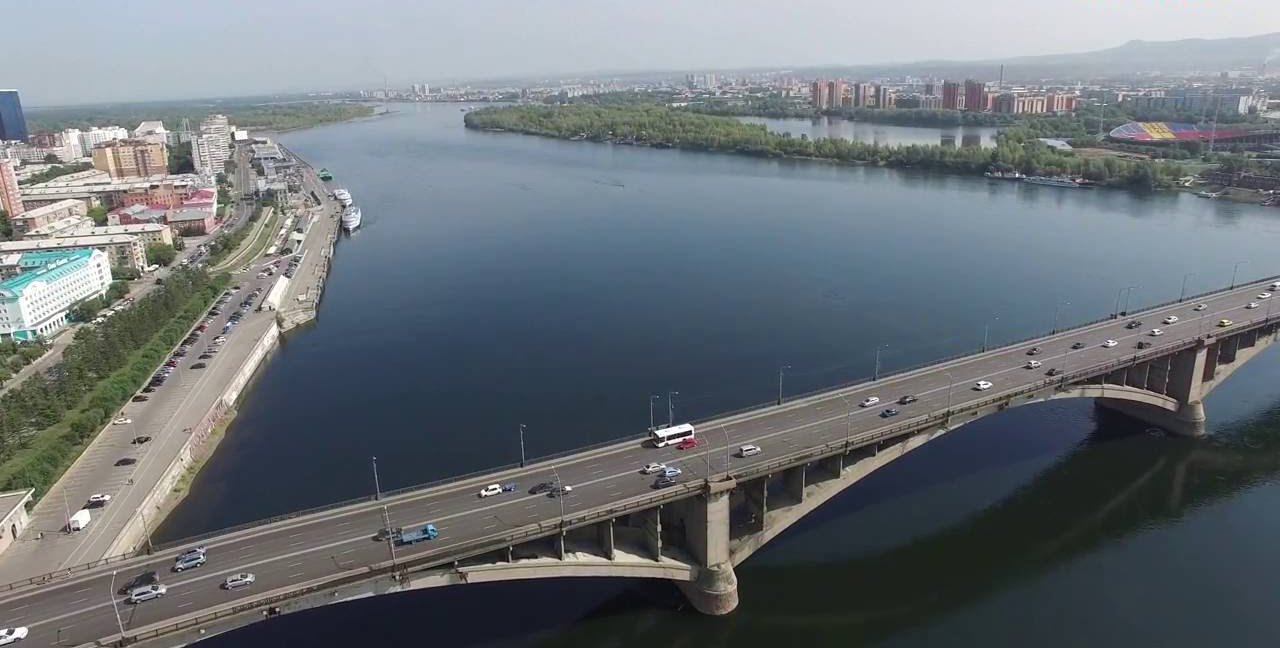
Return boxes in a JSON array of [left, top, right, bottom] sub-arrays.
[[1108, 121, 1280, 147]]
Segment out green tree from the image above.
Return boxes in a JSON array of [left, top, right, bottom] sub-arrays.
[[42, 153, 60, 164], [110, 265, 140, 281], [167, 141, 194, 174], [86, 205, 108, 226], [145, 243, 177, 267], [0, 209, 11, 242]]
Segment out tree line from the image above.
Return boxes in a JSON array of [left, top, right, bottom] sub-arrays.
[[0, 268, 227, 498], [464, 104, 1187, 189]]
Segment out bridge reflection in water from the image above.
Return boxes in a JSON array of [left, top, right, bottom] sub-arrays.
[[198, 397, 1280, 648]]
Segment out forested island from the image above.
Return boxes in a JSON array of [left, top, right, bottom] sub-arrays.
[[26, 100, 375, 134], [464, 104, 1186, 189]]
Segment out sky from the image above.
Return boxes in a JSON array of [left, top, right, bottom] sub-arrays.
[[7, 0, 1280, 106]]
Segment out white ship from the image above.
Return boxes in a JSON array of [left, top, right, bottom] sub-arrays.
[[333, 188, 353, 208], [341, 206, 362, 232]]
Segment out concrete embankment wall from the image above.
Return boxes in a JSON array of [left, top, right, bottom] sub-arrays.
[[105, 321, 281, 556]]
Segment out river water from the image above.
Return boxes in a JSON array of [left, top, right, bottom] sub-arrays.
[[158, 104, 1280, 647], [738, 115, 1001, 148]]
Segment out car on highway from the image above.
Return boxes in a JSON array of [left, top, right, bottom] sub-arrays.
[[880, 408, 900, 418], [738, 444, 762, 457], [898, 394, 918, 405], [132, 436, 152, 444], [1025, 360, 1042, 369], [1164, 316, 1179, 324], [1046, 367, 1062, 376], [191, 362, 207, 369], [374, 527, 402, 542], [131, 395, 149, 402], [115, 458, 137, 466], [173, 553, 206, 572], [127, 584, 168, 603], [176, 546, 206, 561], [641, 463, 666, 475], [1193, 303, 1208, 311], [117, 571, 158, 594], [112, 417, 132, 425], [0, 627, 29, 645], [1246, 302, 1260, 309], [1124, 320, 1142, 329], [676, 437, 700, 450], [1219, 319, 1234, 327], [1071, 341, 1086, 350], [1136, 341, 1153, 349], [528, 481, 555, 495], [1149, 328, 1164, 336], [1026, 346, 1041, 355], [974, 380, 993, 391], [1102, 340, 1118, 348], [548, 484, 574, 497], [478, 484, 503, 498], [653, 475, 678, 489], [223, 573, 256, 591], [87, 494, 111, 507], [859, 396, 881, 408], [662, 466, 683, 479], [1259, 293, 1272, 300]]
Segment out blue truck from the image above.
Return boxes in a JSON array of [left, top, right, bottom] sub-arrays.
[[395, 524, 439, 545]]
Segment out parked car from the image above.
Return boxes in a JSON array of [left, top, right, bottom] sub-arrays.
[[132, 436, 152, 444], [87, 494, 111, 507], [191, 362, 207, 369], [115, 458, 137, 466], [131, 395, 149, 402], [112, 417, 131, 425]]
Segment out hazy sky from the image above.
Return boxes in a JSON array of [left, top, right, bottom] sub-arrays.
[[9, 0, 1280, 106]]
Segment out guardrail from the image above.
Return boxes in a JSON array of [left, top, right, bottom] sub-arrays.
[[9, 286, 1278, 595]]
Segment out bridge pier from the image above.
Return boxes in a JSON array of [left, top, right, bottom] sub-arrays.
[[597, 519, 615, 560], [676, 479, 739, 615], [783, 465, 806, 502], [1099, 342, 1209, 437]]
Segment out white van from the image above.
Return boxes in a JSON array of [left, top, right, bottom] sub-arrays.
[[1271, 281, 1280, 291], [478, 484, 502, 498], [738, 444, 762, 458]]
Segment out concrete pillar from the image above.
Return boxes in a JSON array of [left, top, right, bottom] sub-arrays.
[[556, 530, 566, 560], [597, 519, 615, 561], [1105, 367, 1128, 386], [784, 465, 806, 503], [640, 506, 662, 561], [1165, 345, 1208, 403], [1146, 355, 1172, 393], [743, 477, 767, 533], [1126, 362, 1150, 389], [821, 454, 843, 479], [504, 545, 513, 563], [1096, 398, 1206, 438], [676, 479, 739, 615]]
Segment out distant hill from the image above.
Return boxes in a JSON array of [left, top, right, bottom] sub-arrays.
[[795, 32, 1280, 81]]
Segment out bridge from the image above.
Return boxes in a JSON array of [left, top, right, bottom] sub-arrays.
[[3, 276, 1280, 647]]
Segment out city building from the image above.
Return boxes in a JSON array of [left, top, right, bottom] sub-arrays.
[[0, 234, 147, 272], [875, 85, 895, 109], [20, 172, 200, 210], [853, 83, 876, 108], [8, 199, 86, 236], [0, 490, 34, 557], [0, 249, 112, 341], [193, 131, 228, 176], [107, 204, 168, 226], [964, 79, 987, 113], [811, 79, 829, 109], [942, 81, 962, 110], [88, 223, 173, 247], [0, 159, 22, 217], [0, 91, 28, 143], [166, 206, 214, 235], [132, 121, 169, 146], [76, 126, 129, 155], [92, 138, 168, 179], [22, 214, 94, 240]]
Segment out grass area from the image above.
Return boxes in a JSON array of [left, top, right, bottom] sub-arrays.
[[211, 207, 278, 273], [170, 409, 235, 499], [0, 278, 228, 500]]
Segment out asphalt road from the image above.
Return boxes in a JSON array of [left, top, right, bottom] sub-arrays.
[[3, 276, 1279, 645]]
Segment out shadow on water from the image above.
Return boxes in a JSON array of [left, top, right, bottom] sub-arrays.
[[198, 402, 1280, 648]]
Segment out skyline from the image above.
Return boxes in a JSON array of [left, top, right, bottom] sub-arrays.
[[7, 0, 1280, 106]]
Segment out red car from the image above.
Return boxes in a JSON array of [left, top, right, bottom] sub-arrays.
[[676, 438, 700, 450]]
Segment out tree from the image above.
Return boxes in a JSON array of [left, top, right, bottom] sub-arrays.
[[86, 205, 108, 226], [0, 209, 11, 242], [145, 243, 177, 267], [42, 153, 60, 164], [167, 141, 194, 174], [110, 265, 140, 281], [172, 236, 186, 251]]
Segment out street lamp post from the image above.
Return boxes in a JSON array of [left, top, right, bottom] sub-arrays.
[[873, 346, 888, 380], [840, 395, 852, 449], [648, 395, 659, 430], [1052, 301, 1070, 334], [667, 391, 678, 427], [1121, 285, 1140, 317], [518, 424, 527, 468], [381, 505, 399, 575], [719, 424, 732, 480], [109, 570, 126, 639], [777, 364, 791, 405], [1180, 273, 1196, 302], [1231, 261, 1248, 289], [982, 317, 999, 352], [550, 465, 567, 530], [944, 372, 956, 426], [371, 456, 382, 501]]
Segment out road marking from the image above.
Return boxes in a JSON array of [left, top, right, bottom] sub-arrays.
[[288, 572, 306, 579], [11, 604, 28, 611], [177, 602, 194, 609], [483, 524, 497, 530], [74, 587, 92, 593], [68, 597, 87, 605], [335, 521, 352, 527], [339, 549, 356, 555], [286, 561, 304, 568]]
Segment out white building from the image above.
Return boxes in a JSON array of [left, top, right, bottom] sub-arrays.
[[77, 126, 129, 156], [0, 234, 147, 272], [0, 248, 112, 342], [132, 121, 169, 146], [22, 214, 95, 240], [193, 113, 231, 177]]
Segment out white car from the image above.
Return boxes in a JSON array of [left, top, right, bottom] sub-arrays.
[[738, 444, 762, 457], [1025, 360, 1042, 369], [1246, 302, 1260, 309], [478, 484, 503, 498], [1149, 329, 1164, 337], [1259, 293, 1272, 300], [0, 627, 28, 646], [222, 572, 256, 590], [127, 583, 167, 603], [641, 462, 666, 475], [1163, 316, 1179, 324], [112, 417, 131, 425], [87, 494, 111, 505], [662, 466, 683, 478], [1102, 340, 1118, 348], [1193, 303, 1208, 311], [859, 396, 881, 408], [974, 380, 993, 391]]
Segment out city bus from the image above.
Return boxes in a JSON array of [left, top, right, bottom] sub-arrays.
[[650, 423, 695, 448]]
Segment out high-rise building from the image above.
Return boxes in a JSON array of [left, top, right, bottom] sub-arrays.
[[811, 79, 829, 109], [193, 114, 231, 176], [132, 121, 169, 146], [0, 91, 28, 143], [875, 86, 895, 109], [827, 81, 846, 110], [77, 126, 129, 155], [963, 79, 987, 113], [923, 82, 938, 97], [851, 83, 875, 108], [0, 248, 112, 342], [92, 139, 168, 179], [0, 159, 23, 217], [942, 81, 962, 110]]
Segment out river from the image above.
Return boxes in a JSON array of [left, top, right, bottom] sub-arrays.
[[738, 115, 1001, 148], [157, 104, 1280, 647]]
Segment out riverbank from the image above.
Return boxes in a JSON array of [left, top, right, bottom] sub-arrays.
[[464, 104, 1187, 190]]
